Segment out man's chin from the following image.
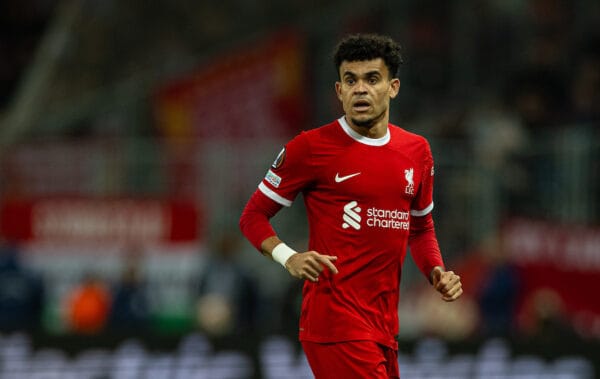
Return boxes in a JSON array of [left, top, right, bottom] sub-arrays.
[[350, 108, 386, 129], [351, 116, 375, 128]]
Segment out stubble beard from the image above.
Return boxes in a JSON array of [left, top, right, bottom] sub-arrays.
[[350, 108, 387, 130]]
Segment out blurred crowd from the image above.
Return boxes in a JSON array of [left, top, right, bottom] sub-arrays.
[[399, 0, 600, 224], [0, 230, 591, 348]]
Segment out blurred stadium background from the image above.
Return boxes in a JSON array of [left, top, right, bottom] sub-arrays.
[[0, 0, 599, 378]]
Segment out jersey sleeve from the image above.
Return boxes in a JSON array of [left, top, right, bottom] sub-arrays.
[[258, 132, 314, 207], [410, 139, 435, 217], [239, 189, 283, 251], [408, 212, 444, 281]]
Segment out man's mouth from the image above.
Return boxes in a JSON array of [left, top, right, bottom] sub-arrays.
[[352, 99, 371, 112]]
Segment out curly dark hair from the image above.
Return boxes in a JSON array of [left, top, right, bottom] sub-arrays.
[[333, 33, 403, 79]]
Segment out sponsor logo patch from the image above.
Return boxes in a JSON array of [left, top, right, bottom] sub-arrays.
[[271, 147, 286, 169], [342, 202, 410, 231], [265, 169, 282, 188], [342, 201, 361, 230]]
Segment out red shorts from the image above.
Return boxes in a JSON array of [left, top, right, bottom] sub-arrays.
[[301, 340, 399, 379]]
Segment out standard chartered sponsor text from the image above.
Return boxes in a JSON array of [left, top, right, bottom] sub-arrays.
[[366, 207, 410, 230]]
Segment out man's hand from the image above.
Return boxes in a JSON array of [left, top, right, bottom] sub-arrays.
[[285, 251, 338, 282], [431, 266, 463, 302]]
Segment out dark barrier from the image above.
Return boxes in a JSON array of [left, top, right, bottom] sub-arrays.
[[0, 332, 597, 378]]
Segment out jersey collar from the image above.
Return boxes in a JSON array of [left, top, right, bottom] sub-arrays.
[[337, 116, 390, 146]]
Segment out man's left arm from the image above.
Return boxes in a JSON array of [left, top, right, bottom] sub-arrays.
[[408, 213, 463, 302], [409, 139, 462, 301]]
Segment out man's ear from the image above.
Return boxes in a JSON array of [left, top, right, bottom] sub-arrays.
[[389, 78, 400, 99], [335, 81, 343, 101]]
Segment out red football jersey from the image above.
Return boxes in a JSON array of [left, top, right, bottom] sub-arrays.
[[258, 117, 438, 348]]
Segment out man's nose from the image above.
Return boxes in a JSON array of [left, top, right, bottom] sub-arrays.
[[353, 80, 367, 93]]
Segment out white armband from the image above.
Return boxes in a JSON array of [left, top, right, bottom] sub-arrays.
[[271, 243, 297, 267]]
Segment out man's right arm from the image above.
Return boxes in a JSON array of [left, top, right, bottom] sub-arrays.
[[239, 190, 338, 282]]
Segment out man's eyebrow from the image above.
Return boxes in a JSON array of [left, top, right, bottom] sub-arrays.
[[342, 70, 382, 77]]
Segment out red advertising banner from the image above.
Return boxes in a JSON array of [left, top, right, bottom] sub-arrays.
[[0, 197, 200, 245], [502, 218, 600, 333], [153, 30, 307, 141]]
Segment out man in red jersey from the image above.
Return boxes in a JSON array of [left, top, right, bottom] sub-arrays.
[[239, 33, 463, 378]]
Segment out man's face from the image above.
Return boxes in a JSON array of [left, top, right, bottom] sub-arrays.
[[335, 58, 400, 129]]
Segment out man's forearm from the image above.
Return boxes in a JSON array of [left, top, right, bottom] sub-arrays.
[[408, 213, 444, 280]]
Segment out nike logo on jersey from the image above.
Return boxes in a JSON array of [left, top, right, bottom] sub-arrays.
[[335, 172, 361, 183]]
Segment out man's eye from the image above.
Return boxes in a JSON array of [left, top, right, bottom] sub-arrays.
[[346, 78, 355, 85], [369, 77, 379, 84]]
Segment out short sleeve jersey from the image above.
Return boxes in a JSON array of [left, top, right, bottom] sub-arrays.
[[259, 117, 435, 348]]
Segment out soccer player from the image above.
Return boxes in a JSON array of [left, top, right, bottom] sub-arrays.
[[239, 33, 463, 379]]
